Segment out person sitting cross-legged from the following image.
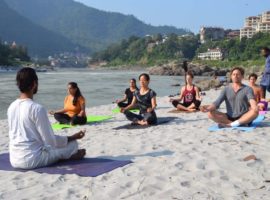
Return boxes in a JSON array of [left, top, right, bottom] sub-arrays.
[[200, 67, 259, 128], [170, 71, 201, 112], [7, 68, 86, 169]]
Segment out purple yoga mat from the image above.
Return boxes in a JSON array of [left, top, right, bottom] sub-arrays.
[[0, 153, 132, 177]]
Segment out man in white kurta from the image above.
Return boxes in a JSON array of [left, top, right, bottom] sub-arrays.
[[7, 67, 85, 169]]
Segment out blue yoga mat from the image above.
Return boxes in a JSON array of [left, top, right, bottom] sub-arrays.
[[208, 114, 265, 132], [0, 153, 132, 177]]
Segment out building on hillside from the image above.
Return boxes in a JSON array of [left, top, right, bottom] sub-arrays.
[[200, 27, 225, 43], [226, 30, 240, 39], [198, 48, 223, 60], [240, 11, 270, 39]]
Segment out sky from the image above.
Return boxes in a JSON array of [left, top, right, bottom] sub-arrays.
[[75, 0, 269, 33]]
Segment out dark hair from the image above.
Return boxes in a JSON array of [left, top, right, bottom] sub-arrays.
[[68, 82, 83, 106], [16, 67, 38, 93], [130, 78, 138, 90], [249, 73, 258, 80], [139, 73, 150, 81], [230, 67, 245, 76], [262, 47, 270, 52], [186, 70, 194, 79]]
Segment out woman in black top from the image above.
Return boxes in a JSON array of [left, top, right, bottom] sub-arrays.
[[121, 73, 157, 125], [116, 78, 138, 108]]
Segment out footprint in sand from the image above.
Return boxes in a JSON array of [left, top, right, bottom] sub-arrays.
[[196, 159, 207, 170], [180, 181, 190, 187]]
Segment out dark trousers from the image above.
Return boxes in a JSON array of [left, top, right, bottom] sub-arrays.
[[172, 100, 201, 109], [118, 102, 129, 108], [54, 113, 87, 125], [124, 110, 157, 125]]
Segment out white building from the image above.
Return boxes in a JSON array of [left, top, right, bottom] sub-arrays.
[[198, 48, 223, 60], [240, 11, 270, 39]]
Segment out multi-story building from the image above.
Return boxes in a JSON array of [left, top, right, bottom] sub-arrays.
[[240, 11, 270, 39], [198, 48, 223, 60]]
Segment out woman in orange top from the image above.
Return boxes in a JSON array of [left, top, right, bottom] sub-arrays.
[[50, 82, 87, 125], [248, 73, 268, 111]]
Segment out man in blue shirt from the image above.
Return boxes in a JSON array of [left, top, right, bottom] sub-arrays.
[[260, 47, 270, 98]]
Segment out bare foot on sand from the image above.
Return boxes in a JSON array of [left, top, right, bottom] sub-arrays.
[[71, 130, 86, 140], [70, 149, 86, 160]]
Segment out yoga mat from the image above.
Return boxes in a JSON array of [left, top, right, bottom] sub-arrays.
[[168, 109, 199, 113], [113, 117, 176, 130], [208, 114, 265, 132], [112, 107, 139, 114], [52, 115, 113, 131], [259, 111, 267, 115], [0, 153, 132, 177]]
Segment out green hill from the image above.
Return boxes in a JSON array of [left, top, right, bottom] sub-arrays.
[[0, 0, 82, 57], [5, 0, 191, 52]]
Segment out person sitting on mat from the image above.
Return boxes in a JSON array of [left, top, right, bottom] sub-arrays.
[[200, 67, 259, 128], [116, 78, 138, 108], [248, 73, 268, 111], [50, 82, 87, 125], [169, 71, 201, 112], [120, 73, 157, 125], [7, 68, 86, 169]]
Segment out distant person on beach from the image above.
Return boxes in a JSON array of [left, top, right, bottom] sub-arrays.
[[260, 47, 270, 99], [120, 73, 157, 125], [248, 73, 268, 111], [50, 82, 87, 125], [200, 67, 259, 127], [116, 78, 138, 108], [169, 71, 201, 112], [7, 68, 86, 169]]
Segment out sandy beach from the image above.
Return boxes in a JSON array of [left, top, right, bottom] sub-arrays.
[[0, 88, 270, 200]]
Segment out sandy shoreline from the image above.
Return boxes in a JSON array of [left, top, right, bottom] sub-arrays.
[[0, 89, 270, 199]]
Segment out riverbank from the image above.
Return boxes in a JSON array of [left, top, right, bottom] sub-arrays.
[[0, 90, 270, 199]]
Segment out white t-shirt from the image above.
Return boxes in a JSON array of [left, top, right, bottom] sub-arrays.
[[7, 98, 67, 167]]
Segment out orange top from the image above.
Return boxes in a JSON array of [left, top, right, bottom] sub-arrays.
[[251, 85, 263, 103], [64, 95, 86, 117]]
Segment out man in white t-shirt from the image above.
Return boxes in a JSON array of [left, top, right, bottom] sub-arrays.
[[7, 67, 86, 169]]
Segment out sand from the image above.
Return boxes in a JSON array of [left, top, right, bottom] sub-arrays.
[[0, 88, 270, 200]]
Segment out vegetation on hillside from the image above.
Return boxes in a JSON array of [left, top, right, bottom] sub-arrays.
[[5, 0, 190, 53], [92, 32, 270, 67], [92, 34, 199, 66], [0, 41, 30, 65]]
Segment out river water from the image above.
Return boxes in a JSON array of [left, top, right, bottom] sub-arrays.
[[0, 68, 188, 119]]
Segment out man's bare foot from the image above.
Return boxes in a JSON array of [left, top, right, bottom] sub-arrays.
[[218, 123, 231, 128], [187, 108, 196, 112], [70, 149, 86, 160], [68, 130, 85, 142]]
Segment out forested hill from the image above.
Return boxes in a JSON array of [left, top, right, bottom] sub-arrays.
[[5, 0, 191, 53], [0, 0, 80, 57]]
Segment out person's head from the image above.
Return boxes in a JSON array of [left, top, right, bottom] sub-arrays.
[[261, 47, 270, 58], [138, 73, 150, 88], [67, 82, 82, 105], [16, 67, 38, 95], [230, 67, 245, 84], [185, 70, 194, 85], [248, 73, 258, 85], [130, 78, 137, 89]]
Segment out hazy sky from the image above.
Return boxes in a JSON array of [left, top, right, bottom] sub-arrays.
[[75, 0, 269, 33]]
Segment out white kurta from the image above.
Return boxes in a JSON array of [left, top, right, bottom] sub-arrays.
[[7, 98, 78, 169]]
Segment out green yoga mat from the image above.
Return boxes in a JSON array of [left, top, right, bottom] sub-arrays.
[[52, 115, 113, 131], [112, 107, 139, 114]]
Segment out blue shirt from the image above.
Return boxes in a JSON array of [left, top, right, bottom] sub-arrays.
[[260, 55, 270, 86]]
